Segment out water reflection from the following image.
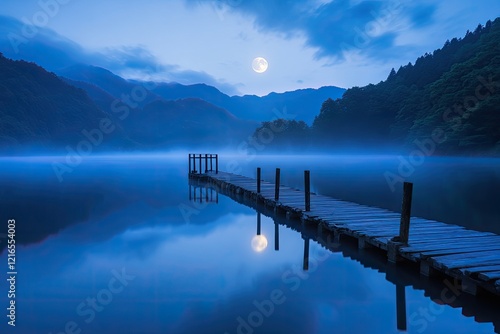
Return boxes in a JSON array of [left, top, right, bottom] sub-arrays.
[[188, 183, 219, 203], [0, 156, 498, 334], [251, 235, 268, 252], [214, 176, 500, 334]]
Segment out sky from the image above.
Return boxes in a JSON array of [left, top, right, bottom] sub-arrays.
[[0, 0, 499, 96]]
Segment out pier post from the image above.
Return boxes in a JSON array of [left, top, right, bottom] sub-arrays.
[[210, 154, 213, 171], [275, 168, 280, 201], [399, 182, 413, 244], [205, 154, 208, 173], [257, 168, 261, 193], [216, 154, 218, 174], [188, 154, 191, 174], [304, 170, 311, 211], [303, 237, 310, 271], [198, 154, 202, 175]]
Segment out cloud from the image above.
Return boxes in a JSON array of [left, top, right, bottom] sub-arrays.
[[0, 15, 240, 95], [185, 0, 437, 61], [103, 46, 241, 95]]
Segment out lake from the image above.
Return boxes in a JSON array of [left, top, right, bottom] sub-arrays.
[[0, 154, 499, 333]]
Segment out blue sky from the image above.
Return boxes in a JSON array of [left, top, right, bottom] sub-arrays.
[[0, 0, 499, 96]]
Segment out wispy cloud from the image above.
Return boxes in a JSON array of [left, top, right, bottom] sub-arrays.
[[0, 15, 240, 95]]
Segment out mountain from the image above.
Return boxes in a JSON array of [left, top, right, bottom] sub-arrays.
[[147, 81, 345, 124], [58, 64, 162, 108], [257, 18, 500, 156], [0, 53, 129, 153], [121, 98, 253, 147], [61, 65, 345, 124], [0, 15, 345, 126], [0, 54, 255, 152], [58, 65, 257, 148]]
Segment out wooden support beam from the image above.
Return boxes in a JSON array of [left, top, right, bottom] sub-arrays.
[[399, 182, 413, 244], [275, 168, 280, 201], [304, 170, 311, 212], [257, 167, 261, 193], [198, 154, 202, 175]]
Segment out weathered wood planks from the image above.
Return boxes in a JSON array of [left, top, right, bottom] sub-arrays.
[[190, 170, 500, 298]]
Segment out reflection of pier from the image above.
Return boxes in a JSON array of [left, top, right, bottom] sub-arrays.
[[222, 179, 500, 333], [188, 180, 218, 204]]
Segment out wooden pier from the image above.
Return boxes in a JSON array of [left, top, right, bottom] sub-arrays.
[[188, 155, 500, 299]]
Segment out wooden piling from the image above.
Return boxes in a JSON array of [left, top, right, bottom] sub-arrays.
[[205, 154, 208, 172], [198, 154, 202, 175], [210, 154, 213, 171], [304, 170, 311, 211], [188, 154, 192, 173], [257, 168, 261, 193], [275, 168, 280, 201], [399, 182, 413, 244], [215, 154, 218, 174]]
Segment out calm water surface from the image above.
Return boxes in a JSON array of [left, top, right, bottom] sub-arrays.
[[0, 154, 499, 334]]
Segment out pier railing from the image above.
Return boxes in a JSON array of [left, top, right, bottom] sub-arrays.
[[188, 153, 218, 174]]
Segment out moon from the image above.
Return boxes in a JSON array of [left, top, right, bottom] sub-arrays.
[[252, 57, 268, 73], [251, 235, 268, 252]]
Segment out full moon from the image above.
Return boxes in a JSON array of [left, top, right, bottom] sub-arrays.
[[251, 235, 268, 252], [252, 57, 268, 73]]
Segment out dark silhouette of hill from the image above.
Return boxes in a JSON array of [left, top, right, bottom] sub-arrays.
[[121, 98, 256, 147], [60, 64, 345, 125], [149, 82, 345, 124], [0, 54, 128, 153], [58, 64, 162, 108], [0, 54, 256, 151], [256, 18, 500, 156]]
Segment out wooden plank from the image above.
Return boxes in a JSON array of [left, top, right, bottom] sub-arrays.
[[401, 237, 500, 252], [462, 265, 500, 275], [431, 253, 500, 270], [478, 271, 500, 281], [417, 246, 500, 258]]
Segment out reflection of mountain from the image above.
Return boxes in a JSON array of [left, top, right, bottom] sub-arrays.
[[0, 162, 237, 253]]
